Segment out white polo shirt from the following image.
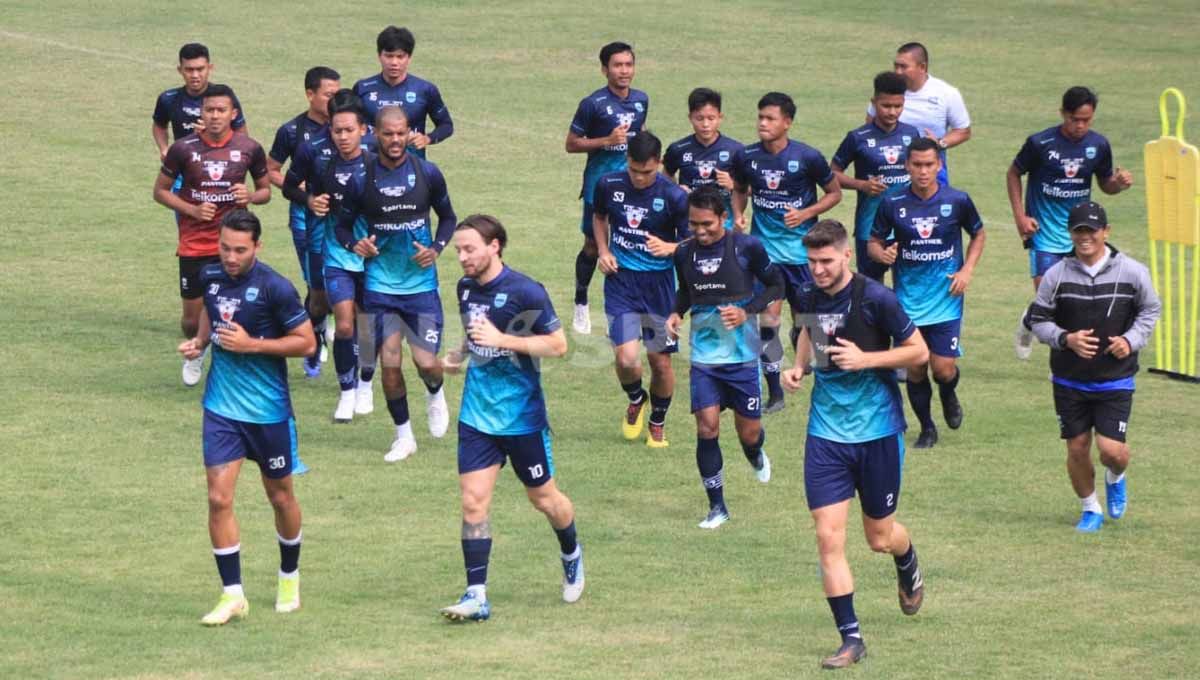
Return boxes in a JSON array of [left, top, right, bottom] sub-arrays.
[[867, 75, 970, 139]]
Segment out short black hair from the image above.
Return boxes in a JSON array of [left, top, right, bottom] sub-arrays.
[[221, 209, 262, 242], [178, 43, 209, 62], [801, 219, 849, 250], [1062, 86, 1098, 113], [687, 87, 722, 113], [757, 92, 796, 120], [327, 89, 367, 125], [627, 129, 661, 163], [377, 25, 415, 55], [600, 41, 634, 67], [874, 71, 907, 97], [455, 214, 508, 255], [202, 84, 236, 104], [304, 66, 340, 92], [898, 42, 929, 66], [908, 136, 940, 156], [687, 185, 727, 217]]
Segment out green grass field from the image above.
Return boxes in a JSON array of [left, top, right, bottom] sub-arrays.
[[3, 2, 1199, 677]]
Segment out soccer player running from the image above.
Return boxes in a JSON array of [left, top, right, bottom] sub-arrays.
[[867, 42, 970, 185], [1008, 87, 1134, 359], [869, 138, 986, 449], [665, 187, 783, 528], [1027, 202, 1159, 532], [664, 88, 743, 228], [832, 72, 920, 282], [565, 41, 648, 334], [177, 209, 315, 626], [439, 214, 583, 621], [152, 43, 248, 159], [731, 92, 842, 414], [781, 220, 928, 669], [305, 91, 377, 423], [593, 131, 689, 447], [154, 84, 270, 387], [334, 106, 456, 462], [354, 25, 453, 157]]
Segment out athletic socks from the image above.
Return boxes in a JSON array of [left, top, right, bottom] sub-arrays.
[[649, 394, 672, 426], [387, 396, 410, 428], [278, 531, 302, 575], [333, 337, 357, 391], [827, 593, 862, 642], [697, 437, 725, 509], [622, 379, 647, 405], [741, 430, 765, 470], [213, 544, 242, 594], [574, 250, 598, 305], [935, 367, 960, 401], [1081, 492, 1102, 515], [760, 326, 784, 399], [1105, 469, 1125, 484], [462, 538, 492, 588], [893, 542, 919, 595], [906, 379, 936, 430], [554, 520, 578, 556]]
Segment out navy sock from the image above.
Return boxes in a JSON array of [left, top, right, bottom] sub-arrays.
[[894, 542, 919, 594], [333, 337, 357, 391], [741, 430, 765, 470], [827, 593, 861, 642], [697, 437, 725, 509], [622, 379, 647, 405], [386, 395, 410, 425], [213, 546, 241, 587], [278, 532, 301, 574], [462, 538, 492, 588], [554, 521, 578, 555], [423, 377, 443, 395], [760, 326, 784, 399], [906, 379, 935, 430], [935, 368, 960, 401], [574, 250, 598, 305], [649, 394, 672, 426]]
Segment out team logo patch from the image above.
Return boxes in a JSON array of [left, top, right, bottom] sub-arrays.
[[914, 216, 938, 238], [230, 150, 241, 162], [245, 287, 259, 302], [696, 160, 717, 179], [697, 257, 722, 275], [336, 172, 352, 185], [902, 135, 912, 145], [1062, 158, 1082, 178], [623, 204, 648, 228], [634, 102, 644, 112], [787, 160, 800, 173], [217, 297, 241, 323], [762, 169, 785, 190], [616, 112, 636, 127], [882, 145, 902, 164], [407, 173, 416, 188], [718, 150, 730, 162], [653, 198, 665, 212], [405, 92, 416, 103], [493, 293, 508, 308], [203, 160, 228, 181], [183, 106, 201, 118], [1086, 146, 1097, 159], [940, 204, 953, 217], [817, 313, 842, 337], [379, 185, 407, 197]]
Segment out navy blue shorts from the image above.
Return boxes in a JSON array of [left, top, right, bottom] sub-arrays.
[[1030, 249, 1067, 278], [918, 318, 962, 358], [804, 433, 905, 519], [325, 266, 365, 308], [202, 409, 296, 479], [855, 238, 890, 282], [604, 268, 678, 353], [458, 421, 555, 487], [306, 250, 326, 290], [690, 363, 762, 418], [579, 201, 596, 238], [777, 263, 813, 310], [288, 207, 309, 283], [365, 289, 444, 353]]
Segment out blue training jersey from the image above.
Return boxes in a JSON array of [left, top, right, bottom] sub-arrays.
[[872, 185, 983, 326], [200, 260, 308, 424], [664, 133, 744, 222], [287, 130, 336, 254], [731, 139, 834, 265], [458, 266, 562, 435], [270, 113, 329, 224], [310, 152, 370, 273], [1014, 126, 1114, 254], [569, 86, 649, 203], [798, 277, 915, 443], [593, 172, 689, 272], [831, 121, 920, 240], [675, 232, 774, 366], [353, 72, 453, 157], [153, 85, 247, 142]]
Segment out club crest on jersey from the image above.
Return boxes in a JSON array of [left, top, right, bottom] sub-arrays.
[[379, 185, 407, 197], [719, 150, 730, 162], [203, 160, 228, 181], [407, 174, 416, 188], [217, 297, 241, 323], [1086, 146, 1097, 159], [336, 172, 352, 186], [902, 135, 912, 145], [616, 112, 636, 128], [623, 204, 648, 228], [245, 287, 259, 302], [467, 302, 489, 323], [184, 106, 201, 118], [405, 92, 416, 104], [882, 145, 902, 164], [940, 204, 952, 217], [817, 313, 842, 336], [634, 102, 644, 112], [653, 198, 665, 212], [697, 257, 722, 275], [493, 293, 508, 308], [230, 150, 241, 162], [787, 160, 800, 173], [913, 216, 938, 238], [697, 160, 717, 179], [762, 169, 785, 190], [1062, 158, 1082, 178]]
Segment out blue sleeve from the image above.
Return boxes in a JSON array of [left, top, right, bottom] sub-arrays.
[[270, 275, 309, 331], [152, 92, 171, 126], [831, 132, 856, 170], [269, 122, 293, 164], [671, 188, 690, 240], [663, 142, 681, 177], [1095, 139, 1114, 181], [333, 175, 363, 248], [870, 201, 893, 240], [425, 83, 454, 144], [873, 289, 916, 345], [960, 195, 983, 235], [525, 283, 562, 334], [731, 148, 749, 188], [805, 147, 835, 186], [230, 92, 247, 130], [282, 143, 311, 204], [1012, 136, 1037, 173], [426, 162, 457, 252], [569, 97, 591, 135]]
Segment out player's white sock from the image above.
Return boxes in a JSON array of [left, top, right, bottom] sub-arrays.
[[395, 422, 414, 441], [1080, 492, 1102, 514], [1105, 469, 1125, 484], [561, 546, 581, 561], [467, 584, 487, 601], [223, 583, 245, 597], [278, 569, 299, 580]]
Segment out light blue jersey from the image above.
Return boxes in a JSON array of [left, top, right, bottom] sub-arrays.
[[731, 140, 834, 264], [1013, 126, 1114, 254], [570, 86, 649, 205], [831, 121, 920, 240]]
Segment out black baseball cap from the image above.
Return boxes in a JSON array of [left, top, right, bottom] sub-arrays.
[[1068, 201, 1108, 231]]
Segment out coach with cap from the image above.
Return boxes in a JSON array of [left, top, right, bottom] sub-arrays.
[[1026, 201, 1160, 534]]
